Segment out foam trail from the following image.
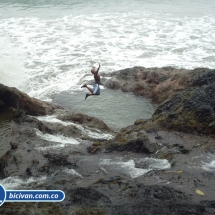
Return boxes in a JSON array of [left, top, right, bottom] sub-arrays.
[[202, 160, 215, 171], [35, 129, 80, 145], [100, 158, 170, 178], [202, 154, 215, 171], [63, 168, 82, 178], [36, 115, 113, 140], [36, 115, 74, 126], [0, 176, 47, 190]]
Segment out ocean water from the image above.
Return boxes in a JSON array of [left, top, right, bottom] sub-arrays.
[[0, 0, 215, 128]]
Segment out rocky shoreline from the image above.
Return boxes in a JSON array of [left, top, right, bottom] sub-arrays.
[[0, 67, 215, 215]]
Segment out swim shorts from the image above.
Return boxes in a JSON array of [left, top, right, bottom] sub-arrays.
[[93, 83, 100, 95]]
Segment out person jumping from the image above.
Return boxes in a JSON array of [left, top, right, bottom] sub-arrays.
[[81, 63, 101, 100]]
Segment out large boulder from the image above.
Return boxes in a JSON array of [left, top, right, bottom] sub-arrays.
[[104, 124, 160, 154], [87, 121, 162, 154], [0, 84, 57, 116], [151, 70, 215, 135], [103, 67, 210, 104]]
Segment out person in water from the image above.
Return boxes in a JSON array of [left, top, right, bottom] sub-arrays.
[[81, 63, 101, 100]]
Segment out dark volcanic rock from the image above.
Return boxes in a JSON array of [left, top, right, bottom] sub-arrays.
[[0, 83, 57, 116], [103, 67, 210, 104], [151, 70, 215, 135], [13, 110, 53, 134], [193, 70, 215, 87], [104, 124, 160, 154], [0, 99, 5, 107], [106, 129, 159, 154]]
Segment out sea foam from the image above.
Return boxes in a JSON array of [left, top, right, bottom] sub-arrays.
[[99, 157, 170, 178], [0, 10, 214, 101]]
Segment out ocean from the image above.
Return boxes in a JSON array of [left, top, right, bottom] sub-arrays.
[[0, 0, 215, 128]]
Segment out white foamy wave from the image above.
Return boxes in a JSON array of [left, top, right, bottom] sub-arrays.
[[0, 11, 214, 100], [35, 129, 80, 145], [37, 115, 113, 140], [201, 154, 215, 171], [0, 176, 47, 190], [75, 124, 113, 140], [136, 157, 171, 170], [63, 168, 82, 178], [99, 158, 170, 178], [0, 36, 27, 89], [202, 160, 215, 171], [36, 115, 73, 126]]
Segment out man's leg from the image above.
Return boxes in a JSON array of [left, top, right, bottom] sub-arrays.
[[81, 84, 94, 94], [85, 93, 99, 100], [85, 94, 90, 100]]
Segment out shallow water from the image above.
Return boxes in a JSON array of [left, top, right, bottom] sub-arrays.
[[53, 88, 155, 129]]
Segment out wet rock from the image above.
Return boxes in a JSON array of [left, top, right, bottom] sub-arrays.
[[71, 187, 111, 205], [151, 70, 215, 135], [0, 99, 5, 107], [10, 141, 18, 150], [44, 153, 76, 169], [25, 167, 32, 176], [42, 122, 83, 138], [0, 151, 10, 178], [1, 72, 215, 215], [0, 202, 66, 215], [90, 174, 215, 215], [87, 142, 103, 154], [0, 83, 57, 116], [75, 207, 108, 215], [103, 67, 210, 104], [193, 70, 215, 87], [103, 79, 121, 90], [105, 125, 160, 154], [13, 110, 53, 134], [154, 146, 175, 164], [57, 111, 111, 131]]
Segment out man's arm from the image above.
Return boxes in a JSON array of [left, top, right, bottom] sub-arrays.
[[96, 63, 100, 74]]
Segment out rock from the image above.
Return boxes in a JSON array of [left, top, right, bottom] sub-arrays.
[[103, 67, 210, 104], [151, 70, 215, 135], [193, 70, 215, 87], [57, 111, 111, 132], [0, 84, 57, 116], [13, 110, 53, 134], [1, 69, 215, 215], [0, 99, 5, 107], [0, 202, 66, 215], [105, 125, 160, 153], [71, 187, 111, 205], [87, 142, 103, 154]]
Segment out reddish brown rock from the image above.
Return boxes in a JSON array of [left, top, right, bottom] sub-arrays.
[[0, 84, 57, 116], [103, 67, 211, 104]]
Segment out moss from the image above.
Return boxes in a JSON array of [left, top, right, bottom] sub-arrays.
[[71, 151, 84, 155], [92, 142, 103, 147], [96, 177, 104, 183], [0, 151, 10, 161], [115, 134, 126, 143], [87, 144, 102, 154]]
